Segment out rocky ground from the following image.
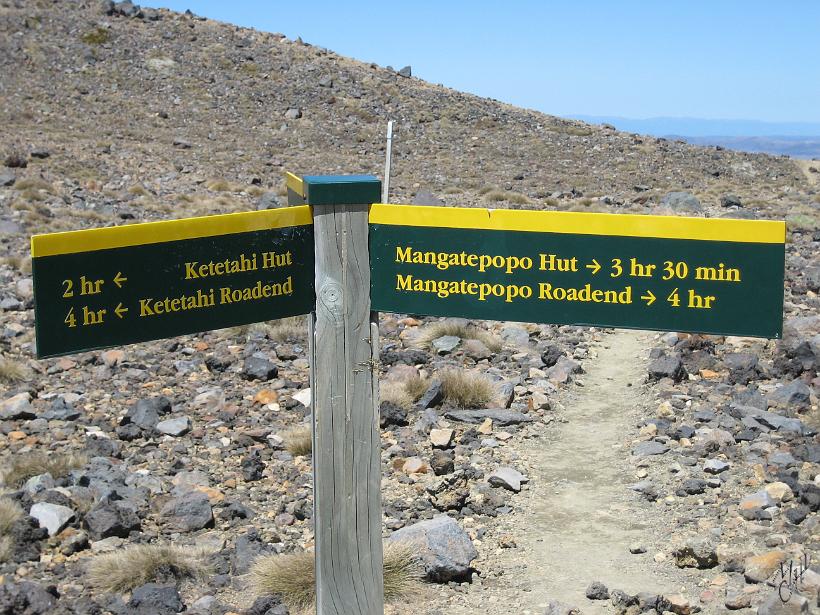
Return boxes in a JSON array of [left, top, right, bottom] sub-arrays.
[[0, 1, 819, 614]]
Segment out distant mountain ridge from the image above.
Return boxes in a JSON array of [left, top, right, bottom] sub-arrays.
[[570, 115, 820, 138], [570, 116, 820, 159]]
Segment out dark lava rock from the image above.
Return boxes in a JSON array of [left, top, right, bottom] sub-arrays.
[[767, 379, 812, 408], [540, 343, 563, 367], [430, 449, 455, 476], [219, 501, 256, 522], [631, 441, 669, 457], [720, 194, 742, 208], [417, 379, 444, 409], [379, 348, 429, 365], [444, 408, 533, 426], [799, 483, 820, 511], [121, 396, 171, 430], [679, 478, 708, 495], [126, 584, 183, 615], [41, 398, 81, 421], [388, 514, 476, 583], [724, 352, 761, 384], [85, 501, 141, 540], [243, 356, 278, 381], [379, 401, 408, 427], [160, 491, 214, 531], [232, 528, 274, 575], [5, 516, 47, 563], [585, 581, 609, 600], [240, 450, 265, 482], [647, 354, 687, 382], [0, 581, 57, 614], [243, 594, 289, 615], [661, 191, 703, 212], [785, 505, 810, 525]]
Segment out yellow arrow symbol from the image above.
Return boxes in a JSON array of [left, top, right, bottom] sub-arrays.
[[586, 259, 601, 275], [115, 303, 128, 318], [113, 272, 127, 288], [641, 290, 656, 306]]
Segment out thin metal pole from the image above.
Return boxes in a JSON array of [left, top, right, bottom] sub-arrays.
[[382, 121, 393, 203]]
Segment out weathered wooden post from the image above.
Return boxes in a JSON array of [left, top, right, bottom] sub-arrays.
[[290, 174, 385, 615]]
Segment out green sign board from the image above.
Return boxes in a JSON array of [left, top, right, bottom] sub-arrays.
[[369, 205, 785, 338], [31, 206, 314, 358]]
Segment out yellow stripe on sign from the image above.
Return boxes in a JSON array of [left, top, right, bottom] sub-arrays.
[[31, 205, 313, 258], [368, 204, 785, 244], [285, 172, 304, 197]]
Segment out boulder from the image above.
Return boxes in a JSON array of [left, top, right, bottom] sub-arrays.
[[159, 491, 214, 532], [29, 503, 75, 537], [648, 355, 687, 382], [661, 191, 703, 213], [85, 501, 141, 539], [388, 514, 476, 582], [126, 584, 184, 615], [444, 408, 533, 426]]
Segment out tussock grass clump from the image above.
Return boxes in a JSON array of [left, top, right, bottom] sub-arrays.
[[265, 316, 308, 343], [1, 452, 87, 487], [483, 190, 530, 205], [0, 256, 32, 274], [81, 27, 110, 45], [440, 368, 496, 409], [0, 498, 22, 564], [250, 542, 421, 612], [283, 425, 312, 457], [13, 178, 51, 192], [416, 320, 502, 353], [0, 498, 22, 535], [205, 179, 235, 192], [403, 374, 429, 403], [380, 382, 413, 411], [0, 357, 29, 384], [86, 544, 211, 593]]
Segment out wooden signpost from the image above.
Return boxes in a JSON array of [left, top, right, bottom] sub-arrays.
[[30, 172, 787, 615]]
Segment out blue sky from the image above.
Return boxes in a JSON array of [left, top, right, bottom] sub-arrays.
[[146, 1, 820, 124]]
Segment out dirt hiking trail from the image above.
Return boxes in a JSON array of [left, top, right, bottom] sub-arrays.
[[436, 329, 702, 615], [512, 330, 695, 613]]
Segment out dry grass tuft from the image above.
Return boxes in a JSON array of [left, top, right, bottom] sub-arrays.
[[0, 536, 11, 564], [380, 382, 413, 411], [0, 256, 32, 274], [283, 425, 312, 457], [81, 27, 110, 45], [13, 178, 51, 192], [0, 497, 22, 535], [439, 368, 496, 408], [403, 374, 429, 403], [1, 452, 87, 487], [0, 357, 29, 384], [483, 189, 530, 205], [86, 543, 211, 593], [0, 497, 22, 564], [249, 542, 421, 612], [265, 316, 308, 343], [415, 320, 502, 353], [205, 179, 242, 192]]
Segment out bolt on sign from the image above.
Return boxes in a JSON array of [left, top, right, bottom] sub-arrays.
[[31, 206, 314, 358], [369, 205, 785, 338]]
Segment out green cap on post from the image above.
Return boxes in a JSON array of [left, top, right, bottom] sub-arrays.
[[303, 175, 381, 206]]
